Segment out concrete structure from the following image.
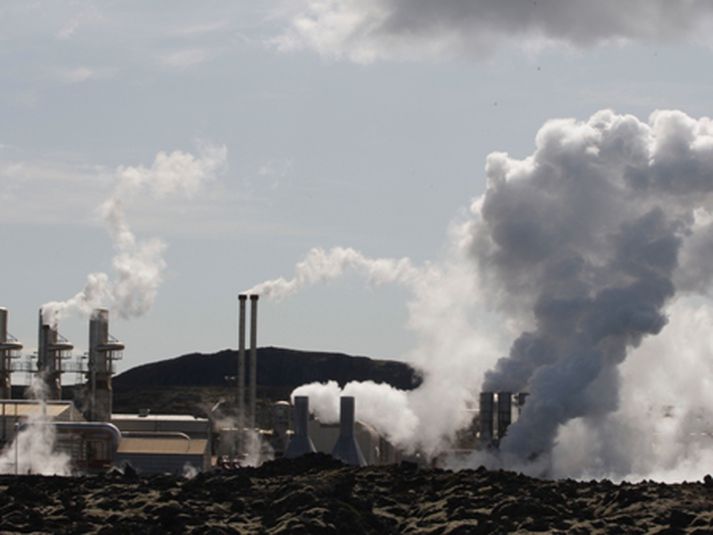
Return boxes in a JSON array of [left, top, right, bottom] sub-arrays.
[[497, 392, 512, 440], [37, 310, 73, 399], [87, 309, 124, 422], [237, 294, 247, 428], [331, 396, 366, 466], [308, 417, 398, 466], [517, 392, 529, 418], [0, 308, 22, 399], [115, 436, 210, 475], [284, 396, 316, 458], [479, 392, 495, 444], [249, 294, 258, 429]]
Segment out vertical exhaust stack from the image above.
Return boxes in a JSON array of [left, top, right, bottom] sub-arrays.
[[284, 396, 317, 458], [497, 391, 512, 440], [88, 309, 124, 422], [331, 396, 366, 466], [249, 294, 258, 429], [479, 392, 495, 445], [0, 308, 22, 399], [516, 392, 529, 419], [37, 309, 73, 400], [237, 294, 247, 429]]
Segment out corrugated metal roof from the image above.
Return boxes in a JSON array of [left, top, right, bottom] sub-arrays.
[[0, 402, 72, 418], [117, 436, 208, 456]]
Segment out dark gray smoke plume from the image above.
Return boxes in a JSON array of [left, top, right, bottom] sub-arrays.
[[276, 1, 713, 62], [472, 110, 713, 460]]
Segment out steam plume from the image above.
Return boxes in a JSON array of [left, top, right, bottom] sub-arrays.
[[471, 110, 713, 462], [253, 109, 713, 480], [246, 246, 423, 298], [42, 144, 226, 325]]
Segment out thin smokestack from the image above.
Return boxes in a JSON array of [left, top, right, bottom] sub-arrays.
[[284, 396, 317, 458], [331, 396, 366, 466], [238, 294, 247, 428], [250, 294, 258, 429]]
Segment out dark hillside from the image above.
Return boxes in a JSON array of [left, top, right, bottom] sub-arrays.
[[113, 346, 421, 399]]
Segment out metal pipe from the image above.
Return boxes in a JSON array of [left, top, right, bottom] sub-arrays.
[[238, 295, 247, 429], [249, 294, 258, 429], [17, 421, 122, 452]]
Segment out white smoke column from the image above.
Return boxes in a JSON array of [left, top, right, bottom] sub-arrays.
[[242, 429, 275, 468], [0, 376, 71, 475], [292, 380, 419, 449], [42, 144, 226, 325]]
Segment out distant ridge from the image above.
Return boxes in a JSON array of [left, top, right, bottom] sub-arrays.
[[113, 346, 421, 395]]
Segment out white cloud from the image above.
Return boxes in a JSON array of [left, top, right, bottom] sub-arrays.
[[159, 48, 213, 69]]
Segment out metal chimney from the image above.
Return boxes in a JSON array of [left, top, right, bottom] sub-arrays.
[[331, 396, 366, 466], [249, 294, 258, 429], [0, 308, 21, 399], [87, 309, 124, 421], [479, 392, 495, 444], [237, 294, 247, 429], [37, 309, 73, 399], [284, 396, 317, 458], [516, 392, 529, 418], [497, 391, 512, 440]]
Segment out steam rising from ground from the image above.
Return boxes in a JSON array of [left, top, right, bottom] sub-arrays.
[[259, 109, 713, 480], [0, 377, 70, 475], [42, 144, 226, 326]]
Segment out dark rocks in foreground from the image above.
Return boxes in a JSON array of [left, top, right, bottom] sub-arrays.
[[1, 454, 713, 533]]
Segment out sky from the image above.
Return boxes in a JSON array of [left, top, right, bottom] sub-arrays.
[[4, 1, 713, 376]]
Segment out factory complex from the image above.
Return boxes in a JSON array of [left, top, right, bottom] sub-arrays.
[[0, 297, 525, 475]]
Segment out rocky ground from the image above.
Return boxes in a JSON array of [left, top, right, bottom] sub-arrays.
[[0, 454, 712, 533]]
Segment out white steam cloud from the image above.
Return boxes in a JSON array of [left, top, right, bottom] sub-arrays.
[[255, 109, 713, 481], [42, 144, 226, 325], [275, 1, 713, 62]]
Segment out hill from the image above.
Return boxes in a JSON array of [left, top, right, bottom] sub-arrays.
[[112, 347, 421, 413]]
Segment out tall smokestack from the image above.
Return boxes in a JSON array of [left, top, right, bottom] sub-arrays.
[[284, 396, 317, 458], [497, 392, 512, 440], [238, 294, 247, 428], [38, 309, 72, 400], [249, 294, 258, 429], [88, 309, 124, 421], [479, 392, 495, 445], [516, 392, 529, 419], [0, 308, 21, 399], [331, 396, 366, 466]]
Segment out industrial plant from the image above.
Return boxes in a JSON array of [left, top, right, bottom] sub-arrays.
[[0, 295, 507, 476]]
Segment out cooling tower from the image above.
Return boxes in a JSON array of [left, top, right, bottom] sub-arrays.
[[88, 309, 124, 421], [0, 308, 21, 399], [479, 392, 495, 444], [331, 396, 366, 466], [497, 392, 512, 440], [38, 309, 73, 400], [284, 396, 317, 458]]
